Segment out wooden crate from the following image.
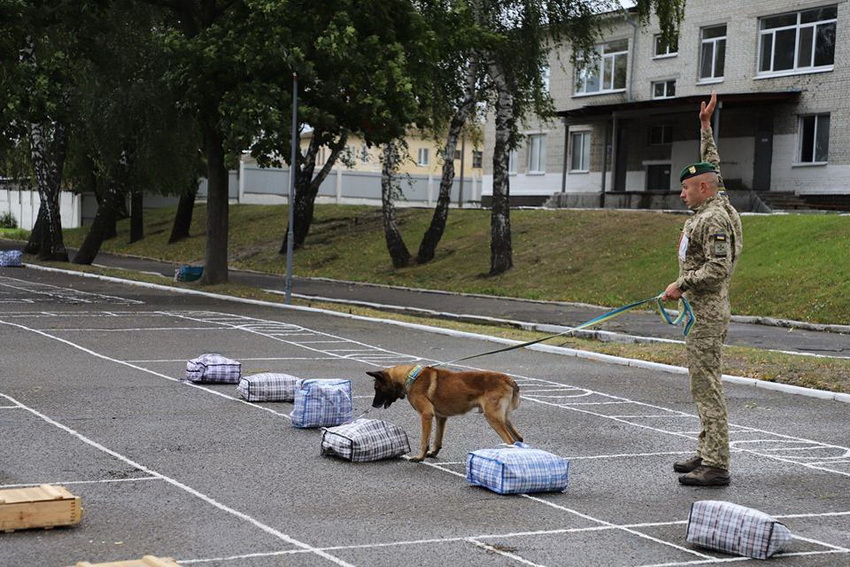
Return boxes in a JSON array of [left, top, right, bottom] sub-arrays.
[[0, 484, 82, 532], [71, 557, 181, 567]]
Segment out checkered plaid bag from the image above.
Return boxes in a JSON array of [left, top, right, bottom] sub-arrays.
[[0, 250, 22, 267], [237, 373, 301, 402], [686, 500, 793, 559], [185, 353, 242, 383], [466, 442, 570, 495], [321, 419, 410, 462], [291, 379, 352, 428]]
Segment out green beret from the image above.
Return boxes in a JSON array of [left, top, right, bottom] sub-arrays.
[[679, 161, 718, 182]]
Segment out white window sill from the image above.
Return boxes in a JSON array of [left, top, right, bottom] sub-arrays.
[[569, 169, 590, 174], [572, 88, 627, 98], [697, 77, 724, 85], [755, 66, 833, 80], [526, 171, 547, 176], [652, 53, 678, 60], [792, 161, 828, 168]]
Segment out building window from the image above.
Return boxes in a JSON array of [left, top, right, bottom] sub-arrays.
[[798, 114, 830, 163], [570, 131, 591, 172], [527, 134, 546, 173], [359, 145, 370, 163], [575, 39, 629, 95], [508, 150, 517, 174], [649, 124, 673, 145], [653, 33, 678, 58], [417, 148, 430, 166], [699, 25, 727, 81], [472, 150, 483, 169], [759, 6, 836, 75], [454, 149, 462, 160], [652, 80, 676, 99], [542, 65, 550, 92]]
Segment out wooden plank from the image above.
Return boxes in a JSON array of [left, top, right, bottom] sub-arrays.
[[70, 556, 180, 567], [0, 485, 82, 532]]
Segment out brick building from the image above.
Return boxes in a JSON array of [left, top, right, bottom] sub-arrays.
[[482, 1, 849, 211]]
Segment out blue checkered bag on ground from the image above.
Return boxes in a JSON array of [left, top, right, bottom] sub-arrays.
[[321, 419, 410, 462], [237, 373, 301, 402], [466, 442, 570, 495], [291, 379, 352, 428], [686, 500, 793, 559], [0, 250, 22, 267], [185, 353, 242, 383]]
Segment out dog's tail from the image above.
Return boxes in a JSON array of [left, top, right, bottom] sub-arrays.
[[510, 379, 521, 411]]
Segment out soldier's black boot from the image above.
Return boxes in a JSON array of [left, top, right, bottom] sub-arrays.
[[678, 465, 730, 487], [673, 455, 702, 473]]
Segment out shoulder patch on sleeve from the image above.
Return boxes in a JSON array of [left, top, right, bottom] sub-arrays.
[[712, 231, 728, 258]]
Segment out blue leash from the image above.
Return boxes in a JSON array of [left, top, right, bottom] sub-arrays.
[[433, 293, 695, 368]]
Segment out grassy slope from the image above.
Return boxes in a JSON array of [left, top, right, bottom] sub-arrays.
[[60, 204, 850, 324]]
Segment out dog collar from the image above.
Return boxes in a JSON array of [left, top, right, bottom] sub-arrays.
[[405, 365, 424, 391]]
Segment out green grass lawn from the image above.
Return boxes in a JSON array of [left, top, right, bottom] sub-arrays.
[[57, 204, 850, 324]]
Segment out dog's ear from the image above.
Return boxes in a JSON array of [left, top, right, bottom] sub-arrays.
[[366, 370, 387, 381]]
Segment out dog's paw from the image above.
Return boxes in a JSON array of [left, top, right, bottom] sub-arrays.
[[426, 449, 441, 459], [409, 455, 425, 462]]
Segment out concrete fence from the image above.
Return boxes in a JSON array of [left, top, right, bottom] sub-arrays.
[[0, 187, 82, 230], [2, 166, 481, 229]]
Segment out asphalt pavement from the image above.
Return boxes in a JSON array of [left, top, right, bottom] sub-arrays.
[[1, 264, 848, 566]]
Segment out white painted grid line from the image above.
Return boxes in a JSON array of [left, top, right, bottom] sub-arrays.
[[0, 393, 355, 567], [0, 476, 162, 489]]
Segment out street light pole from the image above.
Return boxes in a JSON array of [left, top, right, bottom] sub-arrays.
[[285, 73, 298, 305]]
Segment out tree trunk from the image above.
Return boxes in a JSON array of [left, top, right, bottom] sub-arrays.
[[199, 123, 229, 285], [417, 60, 479, 265], [129, 187, 144, 243], [24, 206, 45, 255], [488, 60, 514, 275], [380, 141, 411, 268], [169, 185, 197, 243], [72, 183, 124, 265], [280, 130, 347, 253], [29, 121, 69, 261]]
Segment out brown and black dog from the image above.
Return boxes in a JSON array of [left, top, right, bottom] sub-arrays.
[[366, 364, 522, 462]]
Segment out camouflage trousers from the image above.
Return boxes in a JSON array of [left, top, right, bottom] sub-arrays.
[[685, 331, 730, 470]]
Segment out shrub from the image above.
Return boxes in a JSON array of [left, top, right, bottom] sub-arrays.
[[0, 211, 17, 229]]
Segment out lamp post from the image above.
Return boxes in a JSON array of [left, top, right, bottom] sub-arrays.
[[284, 73, 298, 304]]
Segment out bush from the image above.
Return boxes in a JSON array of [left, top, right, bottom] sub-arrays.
[[0, 211, 17, 229]]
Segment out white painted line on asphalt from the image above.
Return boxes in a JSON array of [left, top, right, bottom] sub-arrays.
[[24, 263, 850, 403], [0, 392, 356, 567], [466, 538, 546, 566], [0, 318, 294, 421]]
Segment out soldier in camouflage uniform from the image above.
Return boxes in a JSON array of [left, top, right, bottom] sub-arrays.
[[663, 92, 742, 487]]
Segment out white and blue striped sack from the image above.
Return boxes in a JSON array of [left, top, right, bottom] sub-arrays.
[[186, 353, 242, 383], [237, 372, 301, 402], [291, 379, 352, 428], [0, 250, 22, 267], [686, 500, 793, 559], [466, 442, 570, 495], [321, 419, 410, 462]]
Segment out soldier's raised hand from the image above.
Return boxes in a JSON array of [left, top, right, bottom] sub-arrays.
[[700, 91, 717, 128]]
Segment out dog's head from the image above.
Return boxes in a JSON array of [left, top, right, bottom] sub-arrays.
[[366, 366, 411, 409]]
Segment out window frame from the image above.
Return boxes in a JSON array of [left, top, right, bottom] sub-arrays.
[[796, 113, 830, 165], [417, 147, 430, 167], [757, 7, 837, 77], [651, 79, 676, 99], [653, 33, 679, 58], [471, 150, 483, 169], [527, 134, 547, 174], [648, 124, 673, 146], [569, 130, 591, 173], [574, 39, 629, 96], [699, 24, 727, 82]]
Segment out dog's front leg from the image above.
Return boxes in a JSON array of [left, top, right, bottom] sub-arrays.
[[426, 415, 446, 458], [411, 412, 433, 462]]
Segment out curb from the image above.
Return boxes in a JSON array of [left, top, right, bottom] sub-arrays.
[[23, 263, 850, 405]]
